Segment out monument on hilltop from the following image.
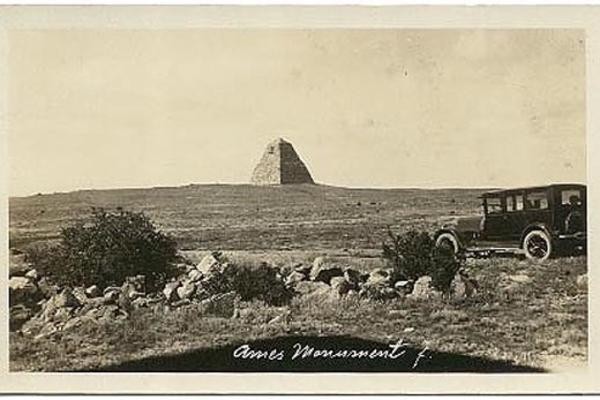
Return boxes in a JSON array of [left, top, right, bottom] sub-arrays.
[[250, 138, 315, 185]]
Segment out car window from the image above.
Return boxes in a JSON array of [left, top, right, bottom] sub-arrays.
[[526, 191, 548, 210], [515, 194, 524, 211], [506, 194, 524, 212], [561, 189, 582, 206], [486, 197, 503, 214]]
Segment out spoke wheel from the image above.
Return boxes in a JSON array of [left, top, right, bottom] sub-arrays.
[[435, 233, 460, 255], [523, 230, 552, 261]]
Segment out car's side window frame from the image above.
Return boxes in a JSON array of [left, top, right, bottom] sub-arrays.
[[524, 189, 550, 211], [484, 195, 505, 215], [506, 192, 525, 212]]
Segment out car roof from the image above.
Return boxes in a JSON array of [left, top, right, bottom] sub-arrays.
[[481, 183, 586, 198]]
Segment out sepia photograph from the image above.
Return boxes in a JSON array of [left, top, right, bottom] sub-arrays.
[[1, 4, 598, 394]]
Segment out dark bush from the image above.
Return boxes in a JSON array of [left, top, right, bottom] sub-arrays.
[[204, 261, 294, 306], [382, 228, 462, 294], [25, 208, 177, 292]]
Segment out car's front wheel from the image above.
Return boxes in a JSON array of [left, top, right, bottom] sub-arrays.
[[523, 230, 552, 261], [435, 232, 460, 255]]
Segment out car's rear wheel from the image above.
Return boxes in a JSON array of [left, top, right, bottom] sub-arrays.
[[523, 230, 552, 261], [435, 232, 460, 254]]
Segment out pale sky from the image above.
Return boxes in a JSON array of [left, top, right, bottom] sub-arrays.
[[7, 29, 585, 196]]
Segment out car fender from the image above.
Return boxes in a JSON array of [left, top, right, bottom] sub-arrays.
[[434, 228, 465, 250], [519, 223, 554, 248]]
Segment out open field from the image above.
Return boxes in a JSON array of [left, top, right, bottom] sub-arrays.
[[8, 184, 588, 372], [9, 184, 484, 251]]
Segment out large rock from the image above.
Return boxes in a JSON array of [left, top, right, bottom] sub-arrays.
[[408, 276, 442, 300], [163, 281, 181, 302], [37, 278, 60, 299], [196, 254, 221, 276], [25, 269, 40, 281], [188, 269, 204, 282], [41, 289, 80, 322], [450, 273, 477, 300], [366, 268, 393, 286], [343, 268, 362, 287], [394, 280, 413, 296], [576, 274, 587, 290], [54, 288, 81, 308], [330, 276, 353, 296], [85, 285, 102, 298], [310, 258, 343, 284], [293, 263, 312, 276], [177, 281, 197, 300], [72, 287, 89, 304], [9, 277, 41, 307], [285, 271, 307, 286], [103, 290, 120, 304], [9, 257, 30, 278]]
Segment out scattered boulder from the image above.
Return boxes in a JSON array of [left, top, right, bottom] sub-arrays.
[[310, 258, 343, 284], [37, 278, 60, 299], [576, 274, 587, 290], [408, 276, 442, 300], [293, 263, 312, 276], [394, 280, 413, 296], [343, 268, 362, 287], [9, 277, 40, 307], [196, 254, 221, 276], [9, 261, 30, 278], [103, 290, 120, 304], [103, 286, 121, 295], [366, 268, 393, 285], [330, 276, 353, 296], [285, 271, 307, 286], [188, 269, 204, 282], [72, 287, 89, 304], [163, 281, 181, 302], [85, 285, 102, 298], [54, 288, 81, 309], [450, 272, 478, 299], [25, 269, 39, 281], [177, 281, 197, 300]]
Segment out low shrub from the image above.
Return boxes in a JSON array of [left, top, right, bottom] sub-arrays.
[[25, 208, 178, 292], [204, 261, 294, 306], [381, 228, 463, 294]]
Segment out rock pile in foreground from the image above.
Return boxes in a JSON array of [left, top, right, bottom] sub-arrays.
[[10, 252, 481, 340]]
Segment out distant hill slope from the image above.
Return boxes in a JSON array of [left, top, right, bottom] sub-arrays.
[[9, 184, 486, 251]]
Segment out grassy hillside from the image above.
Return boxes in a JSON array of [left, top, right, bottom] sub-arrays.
[[9, 184, 486, 251]]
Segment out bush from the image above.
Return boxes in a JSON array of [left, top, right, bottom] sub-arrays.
[[204, 261, 294, 306], [25, 208, 177, 292], [382, 228, 462, 294]]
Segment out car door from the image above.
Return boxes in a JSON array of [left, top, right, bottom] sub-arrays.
[[481, 195, 509, 241], [524, 189, 552, 229], [504, 192, 529, 242]]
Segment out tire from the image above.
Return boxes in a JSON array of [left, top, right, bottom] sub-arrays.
[[435, 232, 460, 254], [523, 230, 552, 261]]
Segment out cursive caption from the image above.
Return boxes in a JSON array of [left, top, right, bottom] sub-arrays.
[[233, 339, 430, 369]]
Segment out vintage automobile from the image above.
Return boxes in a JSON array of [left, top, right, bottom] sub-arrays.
[[434, 184, 586, 261]]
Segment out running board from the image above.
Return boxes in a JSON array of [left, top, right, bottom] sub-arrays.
[[464, 247, 525, 255]]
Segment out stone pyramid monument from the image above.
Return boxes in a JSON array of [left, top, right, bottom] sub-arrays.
[[250, 138, 315, 185]]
